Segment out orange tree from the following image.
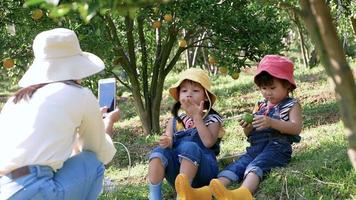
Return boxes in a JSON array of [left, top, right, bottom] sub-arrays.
[[3, 0, 289, 135], [0, 0, 59, 85]]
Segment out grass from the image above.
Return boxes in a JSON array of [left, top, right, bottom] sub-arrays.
[[99, 62, 356, 199], [101, 62, 356, 199], [0, 59, 355, 199]]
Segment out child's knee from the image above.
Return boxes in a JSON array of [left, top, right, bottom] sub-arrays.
[[244, 166, 263, 180], [177, 142, 201, 155], [149, 151, 168, 168], [177, 142, 202, 165]]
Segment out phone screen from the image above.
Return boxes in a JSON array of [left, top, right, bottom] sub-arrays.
[[98, 78, 116, 112]]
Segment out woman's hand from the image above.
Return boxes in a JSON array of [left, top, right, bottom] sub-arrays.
[[158, 134, 172, 149], [252, 114, 271, 130], [103, 108, 120, 138]]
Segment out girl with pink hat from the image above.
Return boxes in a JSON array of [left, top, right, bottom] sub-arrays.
[[206, 55, 303, 199]]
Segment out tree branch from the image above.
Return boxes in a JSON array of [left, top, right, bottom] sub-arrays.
[[101, 13, 131, 69], [124, 15, 137, 73], [137, 15, 149, 104], [109, 71, 132, 91]]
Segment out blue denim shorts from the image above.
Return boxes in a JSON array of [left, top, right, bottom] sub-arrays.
[[149, 141, 218, 187], [0, 151, 105, 200], [218, 137, 292, 182]]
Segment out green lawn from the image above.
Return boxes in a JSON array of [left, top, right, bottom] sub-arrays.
[[99, 63, 356, 200], [1, 61, 354, 199]]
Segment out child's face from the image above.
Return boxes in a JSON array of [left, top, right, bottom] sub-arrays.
[[259, 78, 289, 105], [178, 80, 206, 106]]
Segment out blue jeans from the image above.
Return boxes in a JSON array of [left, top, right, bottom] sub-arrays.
[[218, 138, 292, 182], [149, 141, 218, 188], [0, 151, 105, 200]]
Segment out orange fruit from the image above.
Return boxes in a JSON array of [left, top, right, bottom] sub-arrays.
[[219, 67, 228, 75], [231, 72, 240, 80], [164, 14, 173, 22], [208, 55, 217, 65], [31, 9, 43, 21], [178, 39, 187, 48], [3, 58, 14, 69], [152, 21, 161, 29], [242, 113, 253, 124]]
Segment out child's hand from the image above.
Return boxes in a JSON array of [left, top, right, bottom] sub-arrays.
[[238, 117, 253, 129], [180, 98, 204, 119], [158, 134, 172, 148], [252, 115, 271, 130]]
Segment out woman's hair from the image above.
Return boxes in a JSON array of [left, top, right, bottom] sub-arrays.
[[254, 71, 292, 91], [13, 80, 81, 104]]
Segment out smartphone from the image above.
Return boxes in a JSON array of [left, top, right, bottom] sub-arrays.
[[98, 78, 116, 112]]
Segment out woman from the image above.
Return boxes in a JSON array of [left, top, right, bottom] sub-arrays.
[[0, 28, 120, 199]]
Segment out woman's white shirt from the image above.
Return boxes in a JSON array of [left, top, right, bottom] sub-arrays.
[[0, 82, 116, 175]]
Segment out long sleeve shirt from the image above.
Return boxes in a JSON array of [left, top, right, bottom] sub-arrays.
[[0, 82, 116, 175]]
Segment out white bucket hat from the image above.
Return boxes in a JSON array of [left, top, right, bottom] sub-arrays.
[[18, 28, 105, 87]]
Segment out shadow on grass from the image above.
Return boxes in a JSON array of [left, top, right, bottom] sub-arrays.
[[256, 137, 354, 199], [302, 101, 340, 129], [99, 178, 175, 200], [296, 70, 328, 83]]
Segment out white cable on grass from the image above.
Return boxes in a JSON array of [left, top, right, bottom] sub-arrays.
[[222, 114, 242, 121], [113, 141, 131, 180]]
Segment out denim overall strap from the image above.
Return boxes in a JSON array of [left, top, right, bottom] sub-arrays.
[[172, 117, 178, 133], [249, 97, 301, 144], [172, 117, 216, 155]]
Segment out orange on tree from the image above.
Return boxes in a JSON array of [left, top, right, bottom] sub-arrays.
[[219, 66, 228, 75], [3, 58, 15, 69], [152, 20, 161, 29], [31, 9, 44, 21], [231, 71, 240, 80], [208, 55, 217, 65], [178, 39, 187, 48], [164, 14, 173, 22]]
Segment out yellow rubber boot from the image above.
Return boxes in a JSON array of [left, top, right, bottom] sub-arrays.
[[175, 173, 212, 200], [209, 179, 252, 200]]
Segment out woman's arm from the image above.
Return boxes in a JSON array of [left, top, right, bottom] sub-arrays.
[[103, 108, 120, 138]]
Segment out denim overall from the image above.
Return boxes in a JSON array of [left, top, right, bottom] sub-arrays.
[[149, 117, 219, 188], [218, 98, 300, 182]]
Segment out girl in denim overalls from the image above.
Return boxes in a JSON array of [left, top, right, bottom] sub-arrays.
[[207, 55, 303, 200], [147, 68, 223, 200]]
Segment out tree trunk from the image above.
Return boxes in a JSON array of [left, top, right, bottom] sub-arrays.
[[296, 20, 309, 68], [299, 0, 356, 169], [185, 48, 192, 68], [351, 16, 356, 35]]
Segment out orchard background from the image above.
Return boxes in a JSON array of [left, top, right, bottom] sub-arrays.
[[1, 0, 355, 199]]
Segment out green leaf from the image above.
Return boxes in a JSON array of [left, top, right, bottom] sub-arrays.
[[24, 0, 45, 7], [49, 5, 71, 18]]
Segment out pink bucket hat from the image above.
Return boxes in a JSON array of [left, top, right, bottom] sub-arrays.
[[254, 55, 296, 90]]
